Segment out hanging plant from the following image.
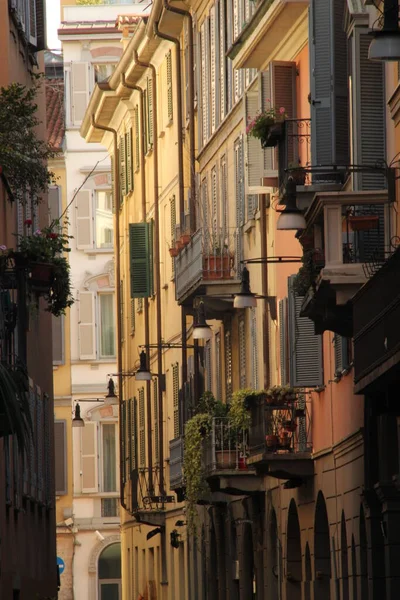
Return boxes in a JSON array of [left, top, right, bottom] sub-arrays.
[[229, 388, 253, 431], [0, 77, 55, 204]]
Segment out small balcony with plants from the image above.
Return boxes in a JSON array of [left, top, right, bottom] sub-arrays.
[[293, 190, 389, 337], [174, 227, 241, 307], [247, 386, 313, 484]]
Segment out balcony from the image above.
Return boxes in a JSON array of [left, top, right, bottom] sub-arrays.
[[297, 190, 389, 337], [203, 418, 262, 495], [174, 228, 241, 307], [169, 436, 184, 500], [353, 246, 400, 394], [247, 394, 313, 483]]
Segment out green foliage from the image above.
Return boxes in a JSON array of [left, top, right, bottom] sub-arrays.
[[292, 249, 321, 296], [0, 80, 55, 204], [229, 388, 253, 430]]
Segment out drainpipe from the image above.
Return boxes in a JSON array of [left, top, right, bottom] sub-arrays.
[[120, 73, 153, 494], [153, 21, 184, 226], [90, 116, 128, 511], [161, 0, 196, 232], [132, 49, 165, 496], [152, 21, 188, 393], [259, 193, 270, 389]]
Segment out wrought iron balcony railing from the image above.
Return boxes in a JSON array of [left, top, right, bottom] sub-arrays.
[[248, 394, 312, 458], [278, 118, 311, 188], [203, 418, 250, 473]]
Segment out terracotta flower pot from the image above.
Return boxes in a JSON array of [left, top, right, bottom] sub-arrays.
[[266, 434, 278, 448], [180, 234, 191, 245], [175, 240, 184, 250], [169, 247, 179, 257]]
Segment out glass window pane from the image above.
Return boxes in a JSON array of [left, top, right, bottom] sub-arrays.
[[96, 191, 114, 249], [100, 294, 115, 357], [100, 583, 120, 600], [102, 424, 116, 492], [99, 543, 121, 579]]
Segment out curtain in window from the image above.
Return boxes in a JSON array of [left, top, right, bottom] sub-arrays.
[[100, 295, 115, 357], [102, 424, 116, 492]]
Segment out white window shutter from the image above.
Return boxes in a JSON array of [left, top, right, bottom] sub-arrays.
[[210, 6, 217, 134], [76, 190, 93, 250], [48, 186, 61, 223], [219, 0, 226, 121], [81, 422, 98, 493], [200, 22, 207, 146], [71, 62, 89, 126], [78, 291, 96, 360]]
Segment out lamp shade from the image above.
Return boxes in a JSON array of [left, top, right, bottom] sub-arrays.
[[135, 350, 152, 381], [193, 302, 212, 340], [72, 403, 85, 428], [369, 32, 400, 60], [233, 266, 257, 309], [104, 377, 118, 405], [277, 209, 307, 231]]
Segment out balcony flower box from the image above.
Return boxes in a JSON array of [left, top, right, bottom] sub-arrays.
[[215, 450, 236, 469], [346, 215, 379, 232], [203, 255, 232, 280], [246, 106, 287, 148]]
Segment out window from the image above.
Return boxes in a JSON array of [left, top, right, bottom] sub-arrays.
[[54, 420, 67, 495], [96, 191, 113, 249], [101, 424, 117, 492], [99, 294, 116, 358], [94, 64, 116, 83], [98, 543, 122, 600]]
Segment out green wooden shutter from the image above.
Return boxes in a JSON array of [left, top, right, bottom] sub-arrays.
[[153, 378, 159, 464], [279, 298, 289, 385], [251, 308, 258, 390], [309, 0, 349, 167], [129, 223, 153, 298], [130, 298, 135, 334], [127, 399, 132, 481], [121, 403, 127, 484], [134, 106, 140, 170], [205, 340, 212, 392], [131, 398, 137, 472], [167, 50, 173, 123], [173, 364, 180, 438], [288, 276, 323, 387], [139, 388, 145, 468], [147, 77, 154, 147]]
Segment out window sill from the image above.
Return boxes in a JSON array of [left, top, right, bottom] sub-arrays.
[[244, 219, 256, 233], [84, 248, 114, 255]]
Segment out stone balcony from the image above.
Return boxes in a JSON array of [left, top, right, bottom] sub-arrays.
[[298, 189, 389, 337]]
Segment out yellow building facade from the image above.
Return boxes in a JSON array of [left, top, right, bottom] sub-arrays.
[[82, 0, 400, 599]]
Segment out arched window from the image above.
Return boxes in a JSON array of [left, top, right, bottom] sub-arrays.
[[314, 491, 331, 599], [287, 499, 302, 600], [98, 543, 121, 600]]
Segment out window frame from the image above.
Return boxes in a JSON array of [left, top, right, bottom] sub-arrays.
[[99, 421, 119, 494], [98, 292, 116, 360], [95, 189, 114, 250]]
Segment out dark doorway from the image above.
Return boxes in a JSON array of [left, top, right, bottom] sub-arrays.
[[314, 491, 331, 599], [286, 499, 302, 600]]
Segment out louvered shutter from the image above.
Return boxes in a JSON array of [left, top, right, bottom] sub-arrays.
[[126, 128, 133, 192], [48, 186, 61, 224], [239, 316, 246, 388], [259, 70, 274, 174], [185, 22, 190, 121], [134, 106, 140, 170], [211, 166, 218, 239], [147, 77, 154, 147], [139, 389, 145, 468], [193, 15, 199, 106], [251, 308, 259, 390], [205, 340, 212, 392], [121, 401, 127, 485], [225, 327, 232, 400], [170, 196, 176, 274], [234, 137, 244, 272], [129, 223, 153, 298], [153, 378, 159, 464], [78, 291, 96, 360], [76, 190, 93, 249], [288, 276, 323, 387], [334, 334, 350, 376], [200, 22, 208, 145], [29, 0, 37, 45], [131, 398, 137, 472], [272, 62, 297, 169], [354, 29, 385, 190], [173, 364, 180, 438], [119, 136, 126, 205], [221, 155, 228, 240], [81, 422, 98, 493], [279, 298, 289, 385], [71, 62, 90, 126], [210, 6, 217, 133], [167, 50, 173, 123], [110, 155, 115, 213], [54, 421, 67, 495], [52, 314, 64, 364], [201, 176, 209, 230], [309, 0, 349, 167], [127, 400, 132, 483], [245, 92, 262, 188], [130, 298, 135, 334], [219, 0, 226, 121]]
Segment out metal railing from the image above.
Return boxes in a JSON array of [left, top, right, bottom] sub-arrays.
[[249, 394, 312, 456], [278, 118, 311, 188], [175, 228, 237, 300], [203, 418, 249, 472]]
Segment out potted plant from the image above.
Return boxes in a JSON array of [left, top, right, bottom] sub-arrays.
[[11, 219, 74, 316], [292, 249, 325, 297], [180, 233, 191, 246], [169, 246, 179, 257], [265, 418, 278, 450], [203, 244, 232, 280], [246, 105, 287, 148], [288, 162, 307, 186]]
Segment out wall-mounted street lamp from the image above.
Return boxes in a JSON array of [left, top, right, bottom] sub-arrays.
[[72, 378, 118, 428], [276, 177, 307, 231], [192, 301, 213, 340], [233, 266, 257, 309], [134, 342, 195, 382], [369, 0, 400, 61]]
